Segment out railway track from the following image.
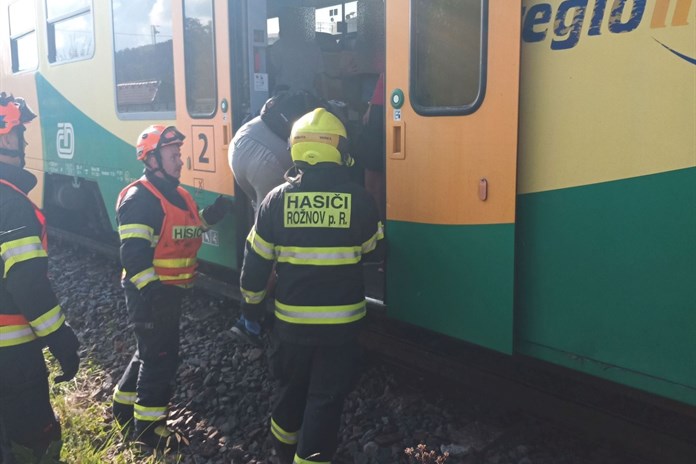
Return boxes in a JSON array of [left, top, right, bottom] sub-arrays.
[[50, 226, 696, 464], [361, 315, 696, 464]]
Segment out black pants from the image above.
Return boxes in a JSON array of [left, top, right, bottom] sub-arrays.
[[113, 285, 182, 432], [269, 336, 360, 463], [0, 341, 61, 463]]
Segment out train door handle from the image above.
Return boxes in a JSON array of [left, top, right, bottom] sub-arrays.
[[390, 121, 405, 160]]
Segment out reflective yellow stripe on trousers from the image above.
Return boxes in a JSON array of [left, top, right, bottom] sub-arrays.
[[113, 386, 137, 405], [294, 454, 330, 464], [241, 286, 267, 304], [134, 404, 167, 422], [270, 418, 299, 445]]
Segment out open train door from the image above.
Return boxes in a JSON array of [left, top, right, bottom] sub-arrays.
[[385, 0, 520, 353], [171, 1, 238, 269]]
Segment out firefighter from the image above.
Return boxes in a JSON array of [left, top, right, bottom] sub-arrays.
[[238, 108, 384, 463], [111, 125, 229, 451], [0, 92, 80, 463]]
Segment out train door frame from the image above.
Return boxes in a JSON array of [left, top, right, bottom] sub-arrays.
[[171, 0, 237, 269], [226, 0, 273, 269]]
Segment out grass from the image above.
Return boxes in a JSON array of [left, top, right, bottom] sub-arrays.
[[46, 354, 180, 464]]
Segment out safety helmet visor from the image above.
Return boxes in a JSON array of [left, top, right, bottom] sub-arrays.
[[136, 125, 185, 161], [158, 126, 185, 149]]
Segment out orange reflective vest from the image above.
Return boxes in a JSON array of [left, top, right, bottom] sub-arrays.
[[0, 178, 48, 345], [118, 179, 203, 288]]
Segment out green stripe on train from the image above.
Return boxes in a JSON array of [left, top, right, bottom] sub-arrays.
[[35, 73, 239, 270], [385, 221, 515, 354], [516, 167, 696, 406]]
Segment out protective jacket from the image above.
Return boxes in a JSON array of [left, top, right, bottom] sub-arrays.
[[240, 165, 384, 345], [0, 164, 67, 347], [0, 162, 78, 462], [116, 171, 211, 297]]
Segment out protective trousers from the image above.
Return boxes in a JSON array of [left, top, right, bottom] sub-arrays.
[[112, 286, 182, 435], [269, 337, 360, 464], [0, 341, 61, 463]]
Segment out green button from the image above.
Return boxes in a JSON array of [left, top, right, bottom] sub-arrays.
[[220, 99, 229, 113], [390, 89, 404, 109]]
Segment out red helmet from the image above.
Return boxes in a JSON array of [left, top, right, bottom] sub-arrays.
[[136, 125, 185, 161], [0, 93, 36, 136]]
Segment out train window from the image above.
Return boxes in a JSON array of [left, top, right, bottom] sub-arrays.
[[183, 0, 217, 118], [46, 0, 94, 64], [111, 0, 176, 117], [9, 0, 38, 73], [268, 17, 279, 45], [410, 0, 486, 116]]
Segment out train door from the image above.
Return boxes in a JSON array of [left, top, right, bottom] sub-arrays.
[[171, 1, 236, 267], [385, 1, 521, 353], [229, 0, 387, 295]]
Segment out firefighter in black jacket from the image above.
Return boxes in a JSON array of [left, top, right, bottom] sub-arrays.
[[0, 93, 80, 463], [111, 125, 228, 450], [239, 108, 384, 463]]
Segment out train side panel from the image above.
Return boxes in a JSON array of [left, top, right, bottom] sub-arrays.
[[516, 0, 696, 405], [1, 0, 241, 269]]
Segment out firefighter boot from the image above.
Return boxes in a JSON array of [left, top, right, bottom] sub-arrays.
[[134, 421, 187, 453], [273, 441, 297, 464], [111, 402, 134, 438], [229, 317, 263, 347]]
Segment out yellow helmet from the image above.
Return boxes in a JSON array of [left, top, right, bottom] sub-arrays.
[[290, 108, 354, 167]]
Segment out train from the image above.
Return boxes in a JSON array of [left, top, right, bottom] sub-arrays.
[[1, 0, 694, 408]]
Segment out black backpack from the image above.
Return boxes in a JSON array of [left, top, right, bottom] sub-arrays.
[[260, 90, 325, 141]]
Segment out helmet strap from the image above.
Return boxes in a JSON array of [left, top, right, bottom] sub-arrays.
[[145, 150, 179, 185], [0, 127, 27, 166], [0, 147, 24, 158], [283, 165, 302, 185], [0, 147, 25, 167]]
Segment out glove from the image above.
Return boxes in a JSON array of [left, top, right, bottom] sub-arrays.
[[134, 284, 169, 329], [46, 324, 80, 383], [131, 284, 156, 329], [202, 195, 232, 226], [150, 288, 171, 326]]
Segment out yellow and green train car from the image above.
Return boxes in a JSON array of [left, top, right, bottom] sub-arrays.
[[1, 0, 693, 406]]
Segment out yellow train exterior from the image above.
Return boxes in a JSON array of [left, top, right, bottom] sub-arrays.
[[0, 0, 693, 407]]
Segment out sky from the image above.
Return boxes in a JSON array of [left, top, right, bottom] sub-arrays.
[[267, 1, 357, 38], [112, 0, 177, 51]]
